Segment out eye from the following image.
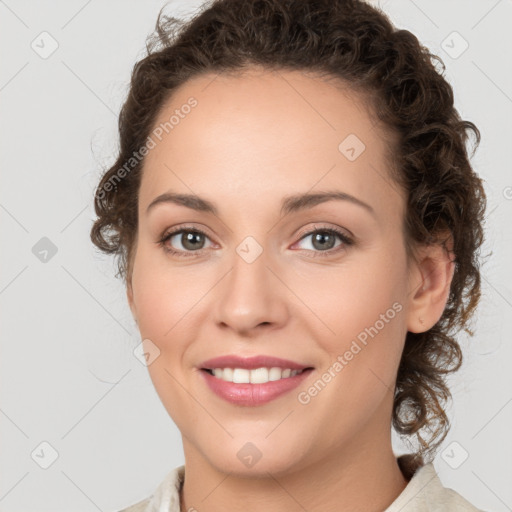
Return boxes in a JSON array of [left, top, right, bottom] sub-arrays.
[[158, 226, 214, 257], [157, 224, 354, 259], [292, 225, 354, 257]]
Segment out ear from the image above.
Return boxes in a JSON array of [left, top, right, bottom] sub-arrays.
[[406, 233, 455, 333]]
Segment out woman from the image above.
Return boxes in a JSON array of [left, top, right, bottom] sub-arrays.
[[90, 0, 487, 510]]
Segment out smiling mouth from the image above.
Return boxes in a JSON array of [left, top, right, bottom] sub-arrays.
[[201, 366, 314, 383], [199, 366, 315, 406]]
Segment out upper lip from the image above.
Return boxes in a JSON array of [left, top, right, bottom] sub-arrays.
[[199, 355, 314, 371]]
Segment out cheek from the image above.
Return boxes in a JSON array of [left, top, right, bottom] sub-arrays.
[[296, 252, 405, 339], [130, 246, 204, 338], [129, 251, 218, 404], [301, 247, 407, 386], [333, 257, 407, 393], [130, 261, 200, 417], [302, 276, 406, 442]]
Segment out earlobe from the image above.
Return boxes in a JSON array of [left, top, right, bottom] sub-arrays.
[[406, 239, 455, 333]]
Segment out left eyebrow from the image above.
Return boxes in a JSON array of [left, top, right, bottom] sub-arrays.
[[145, 190, 375, 217], [280, 190, 375, 217]]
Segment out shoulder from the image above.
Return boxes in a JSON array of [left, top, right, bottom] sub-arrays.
[[387, 459, 483, 512], [116, 464, 185, 512]]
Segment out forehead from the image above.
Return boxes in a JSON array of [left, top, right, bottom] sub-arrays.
[[139, 67, 402, 222]]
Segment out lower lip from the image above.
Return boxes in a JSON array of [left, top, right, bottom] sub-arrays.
[[199, 368, 314, 406]]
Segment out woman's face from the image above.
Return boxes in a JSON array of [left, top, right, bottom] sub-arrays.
[[127, 68, 423, 476]]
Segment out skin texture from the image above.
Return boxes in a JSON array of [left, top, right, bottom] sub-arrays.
[[126, 67, 455, 512]]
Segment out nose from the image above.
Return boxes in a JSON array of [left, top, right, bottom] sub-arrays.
[[213, 248, 290, 337]]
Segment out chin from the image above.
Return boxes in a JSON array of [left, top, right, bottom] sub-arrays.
[[200, 437, 309, 478]]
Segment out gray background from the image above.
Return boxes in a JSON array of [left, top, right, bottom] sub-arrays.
[[1, 0, 511, 510]]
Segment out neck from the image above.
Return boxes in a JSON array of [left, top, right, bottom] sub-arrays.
[[179, 420, 409, 512]]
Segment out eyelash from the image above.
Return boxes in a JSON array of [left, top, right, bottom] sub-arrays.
[[157, 224, 354, 259]]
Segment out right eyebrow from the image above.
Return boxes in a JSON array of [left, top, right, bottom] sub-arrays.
[[146, 192, 218, 215]]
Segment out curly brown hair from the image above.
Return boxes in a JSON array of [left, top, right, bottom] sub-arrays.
[[90, 0, 487, 467]]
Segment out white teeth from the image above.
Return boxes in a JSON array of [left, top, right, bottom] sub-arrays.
[[233, 368, 250, 383], [209, 367, 304, 383], [212, 368, 222, 378], [251, 367, 269, 384], [268, 367, 282, 381]]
